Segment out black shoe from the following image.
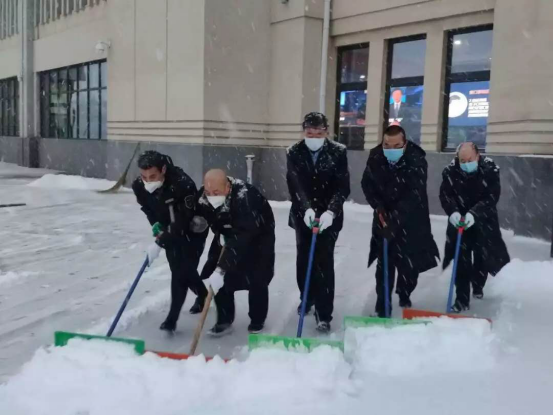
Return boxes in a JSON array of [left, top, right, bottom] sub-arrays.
[[248, 323, 264, 334], [451, 301, 470, 313], [207, 323, 233, 337], [472, 289, 484, 300], [189, 296, 206, 314], [297, 302, 314, 316], [399, 296, 412, 308], [159, 320, 176, 332], [316, 321, 331, 333]]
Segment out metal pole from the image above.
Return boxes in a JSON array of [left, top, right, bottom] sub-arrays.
[[245, 154, 255, 185], [318, 0, 331, 113]]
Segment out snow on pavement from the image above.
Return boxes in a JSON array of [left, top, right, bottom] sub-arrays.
[[1, 164, 552, 414]]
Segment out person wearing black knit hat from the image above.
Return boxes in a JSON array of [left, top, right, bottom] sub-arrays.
[[286, 112, 351, 333]]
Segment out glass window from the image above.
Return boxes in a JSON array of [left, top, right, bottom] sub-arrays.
[[386, 37, 426, 145], [40, 60, 107, 139], [391, 39, 427, 79], [335, 45, 369, 150], [340, 47, 369, 84], [443, 27, 493, 150], [451, 31, 493, 74]]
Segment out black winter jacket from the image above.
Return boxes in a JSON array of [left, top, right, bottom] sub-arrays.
[[286, 139, 350, 232]]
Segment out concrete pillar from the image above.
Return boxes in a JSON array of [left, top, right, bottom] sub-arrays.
[[364, 38, 386, 150], [487, 0, 553, 154], [420, 28, 447, 152], [19, 0, 37, 167]]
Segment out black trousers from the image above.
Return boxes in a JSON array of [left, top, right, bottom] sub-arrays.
[[295, 228, 338, 323], [214, 281, 270, 325], [375, 248, 419, 317], [165, 242, 208, 324], [455, 230, 488, 307], [213, 233, 275, 326]]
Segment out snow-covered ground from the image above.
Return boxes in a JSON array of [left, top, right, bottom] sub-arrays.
[[0, 163, 552, 414]]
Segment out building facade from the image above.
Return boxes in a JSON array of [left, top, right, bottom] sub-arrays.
[[0, 0, 552, 242]]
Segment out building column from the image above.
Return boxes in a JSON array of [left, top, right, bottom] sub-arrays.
[[487, 0, 553, 154], [420, 28, 446, 152], [364, 37, 386, 149], [19, 0, 37, 167]]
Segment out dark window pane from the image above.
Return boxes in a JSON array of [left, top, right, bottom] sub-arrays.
[[40, 75, 50, 137], [49, 90, 59, 137], [451, 30, 493, 74], [340, 47, 369, 83], [338, 90, 366, 150], [101, 62, 107, 88], [90, 90, 99, 139], [69, 91, 78, 139], [89, 63, 99, 89], [388, 86, 424, 145], [445, 80, 490, 149], [69, 68, 78, 92], [59, 69, 68, 94], [78, 91, 88, 138], [391, 39, 427, 79], [50, 71, 58, 95], [78, 65, 88, 91], [101, 89, 107, 138]]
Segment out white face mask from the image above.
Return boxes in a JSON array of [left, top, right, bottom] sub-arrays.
[[207, 195, 226, 209], [304, 137, 325, 152], [144, 180, 163, 194]]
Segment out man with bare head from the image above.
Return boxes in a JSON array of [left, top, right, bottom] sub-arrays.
[[197, 169, 275, 336], [440, 142, 510, 312]]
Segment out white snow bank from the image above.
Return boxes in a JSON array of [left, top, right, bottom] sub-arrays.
[[0, 340, 356, 415], [0, 270, 38, 287], [346, 318, 496, 377], [28, 174, 118, 191]]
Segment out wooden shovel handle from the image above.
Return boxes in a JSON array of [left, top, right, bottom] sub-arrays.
[[188, 287, 214, 356]]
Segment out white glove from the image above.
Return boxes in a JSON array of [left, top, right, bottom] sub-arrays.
[[319, 211, 335, 232], [464, 212, 475, 229], [303, 208, 316, 228], [449, 212, 462, 228], [147, 243, 162, 266], [219, 234, 225, 246], [207, 269, 225, 294]]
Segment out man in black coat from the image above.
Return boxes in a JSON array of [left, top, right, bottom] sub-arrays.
[[286, 112, 350, 333], [197, 169, 275, 336], [440, 142, 510, 312], [132, 151, 208, 332], [362, 125, 439, 317]]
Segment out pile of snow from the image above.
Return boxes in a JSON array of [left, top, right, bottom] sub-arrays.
[[28, 174, 117, 191], [0, 270, 37, 287], [0, 340, 355, 415], [345, 318, 496, 377]]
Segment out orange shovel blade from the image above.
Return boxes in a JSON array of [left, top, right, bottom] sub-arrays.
[[403, 308, 492, 324]]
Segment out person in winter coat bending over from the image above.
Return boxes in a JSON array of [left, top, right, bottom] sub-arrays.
[[286, 112, 350, 333], [132, 151, 209, 332], [440, 142, 510, 313], [362, 125, 439, 318], [197, 169, 275, 337]]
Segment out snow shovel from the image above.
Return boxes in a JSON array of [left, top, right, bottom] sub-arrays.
[[403, 225, 491, 323], [55, 254, 152, 351], [344, 235, 422, 329], [249, 219, 343, 352]]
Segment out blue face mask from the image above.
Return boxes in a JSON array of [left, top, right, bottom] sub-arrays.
[[461, 160, 478, 174], [383, 148, 404, 164]]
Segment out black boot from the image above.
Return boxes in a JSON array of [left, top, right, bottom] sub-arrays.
[[399, 295, 412, 308], [451, 300, 470, 313], [207, 323, 233, 337], [472, 287, 484, 300], [248, 322, 264, 334], [297, 301, 314, 316], [159, 319, 177, 332], [189, 296, 206, 314]]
